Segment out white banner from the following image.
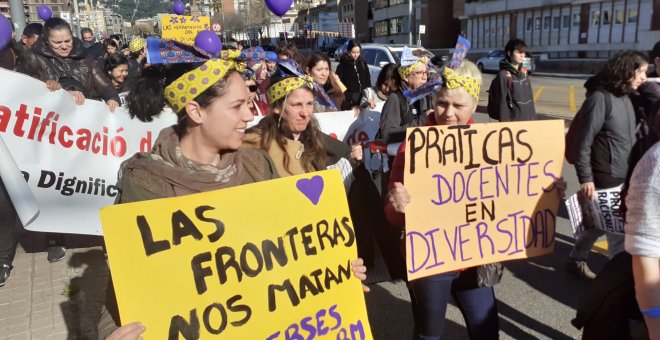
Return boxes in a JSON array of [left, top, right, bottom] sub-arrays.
[[0, 69, 385, 235], [0, 69, 177, 235], [565, 185, 625, 236]]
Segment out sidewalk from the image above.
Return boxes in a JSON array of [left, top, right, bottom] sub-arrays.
[[0, 242, 108, 339]]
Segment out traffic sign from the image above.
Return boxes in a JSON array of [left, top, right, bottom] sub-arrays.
[[419, 25, 426, 34], [212, 21, 222, 32]]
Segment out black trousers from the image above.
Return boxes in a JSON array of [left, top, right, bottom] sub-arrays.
[[0, 177, 23, 267]]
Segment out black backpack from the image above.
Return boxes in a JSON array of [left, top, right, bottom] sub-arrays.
[[487, 70, 512, 120]]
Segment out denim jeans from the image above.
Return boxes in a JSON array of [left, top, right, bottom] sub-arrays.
[[408, 270, 500, 340], [569, 228, 625, 260]]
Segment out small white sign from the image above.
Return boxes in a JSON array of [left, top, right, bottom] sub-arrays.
[[419, 25, 426, 34], [565, 185, 625, 236]]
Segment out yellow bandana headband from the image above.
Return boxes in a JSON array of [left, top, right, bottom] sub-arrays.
[[398, 57, 429, 79], [128, 38, 145, 53], [267, 75, 315, 105], [442, 67, 481, 102], [164, 50, 244, 113]]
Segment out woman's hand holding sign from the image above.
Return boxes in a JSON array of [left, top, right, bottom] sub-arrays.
[[107, 322, 145, 340], [388, 182, 411, 214], [351, 258, 369, 292]]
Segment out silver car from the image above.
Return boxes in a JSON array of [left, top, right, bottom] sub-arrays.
[[334, 43, 347, 62], [476, 50, 535, 74], [360, 43, 434, 87]]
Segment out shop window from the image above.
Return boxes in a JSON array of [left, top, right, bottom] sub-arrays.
[[615, 9, 624, 24], [628, 8, 638, 23], [591, 10, 600, 26], [602, 10, 610, 25]]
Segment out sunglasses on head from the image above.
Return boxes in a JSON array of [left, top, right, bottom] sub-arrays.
[[247, 84, 258, 92]]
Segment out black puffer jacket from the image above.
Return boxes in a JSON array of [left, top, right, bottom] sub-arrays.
[[32, 37, 119, 102], [572, 76, 637, 188], [336, 54, 371, 110]]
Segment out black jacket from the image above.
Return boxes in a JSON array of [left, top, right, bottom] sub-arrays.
[[378, 85, 429, 144], [83, 41, 104, 60], [497, 59, 536, 121], [32, 37, 119, 102], [0, 41, 47, 80], [336, 55, 371, 110], [572, 77, 637, 188]]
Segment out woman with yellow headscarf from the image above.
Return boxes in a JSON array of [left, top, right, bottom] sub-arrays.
[[243, 70, 363, 180], [378, 47, 434, 146], [384, 60, 502, 340], [97, 42, 369, 338]]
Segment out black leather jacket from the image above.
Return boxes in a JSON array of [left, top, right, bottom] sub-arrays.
[[32, 36, 119, 102]]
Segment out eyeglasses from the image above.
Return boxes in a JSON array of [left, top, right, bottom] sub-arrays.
[[247, 84, 258, 92], [411, 70, 429, 78]]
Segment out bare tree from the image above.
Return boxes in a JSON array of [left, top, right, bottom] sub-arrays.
[[126, 23, 155, 37], [223, 13, 246, 36], [245, 0, 276, 39]]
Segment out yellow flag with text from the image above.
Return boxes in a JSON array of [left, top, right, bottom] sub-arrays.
[[159, 14, 211, 45]]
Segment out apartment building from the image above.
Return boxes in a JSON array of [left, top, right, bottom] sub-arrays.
[[0, 0, 30, 22], [363, 0, 459, 48], [339, 0, 355, 23], [458, 0, 660, 58]]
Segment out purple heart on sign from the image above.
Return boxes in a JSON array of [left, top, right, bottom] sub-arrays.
[[296, 176, 324, 205]]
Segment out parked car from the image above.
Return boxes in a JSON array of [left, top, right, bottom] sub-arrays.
[[334, 43, 348, 61], [476, 50, 536, 74], [360, 43, 435, 87]]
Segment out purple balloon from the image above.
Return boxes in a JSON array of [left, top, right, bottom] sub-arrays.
[[194, 30, 222, 54], [0, 15, 11, 51], [37, 6, 52, 21], [172, 1, 185, 15], [264, 0, 293, 17]]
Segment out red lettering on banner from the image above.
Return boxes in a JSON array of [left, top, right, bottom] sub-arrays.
[[0, 103, 128, 158]]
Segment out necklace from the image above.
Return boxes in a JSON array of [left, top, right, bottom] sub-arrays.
[[295, 143, 304, 159]]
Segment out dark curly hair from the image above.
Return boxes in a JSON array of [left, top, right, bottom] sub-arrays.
[[596, 50, 649, 96]]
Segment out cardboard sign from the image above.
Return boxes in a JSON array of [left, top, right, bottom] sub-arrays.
[[160, 14, 211, 45], [403, 121, 565, 280], [100, 170, 372, 339]]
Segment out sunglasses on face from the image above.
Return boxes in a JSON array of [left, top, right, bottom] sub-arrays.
[[247, 84, 258, 92]]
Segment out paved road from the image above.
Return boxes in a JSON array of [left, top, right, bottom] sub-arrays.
[[479, 73, 587, 120]]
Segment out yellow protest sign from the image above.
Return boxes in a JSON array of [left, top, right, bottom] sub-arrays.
[[159, 14, 211, 45], [100, 170, 372, 339], [403, 120, 565, 281]]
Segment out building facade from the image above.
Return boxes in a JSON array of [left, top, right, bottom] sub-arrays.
[[339, 0, 355, 23], [459, 0, 660, 58], [0, 0, 30, 22], [367, 0, 459, 48]]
